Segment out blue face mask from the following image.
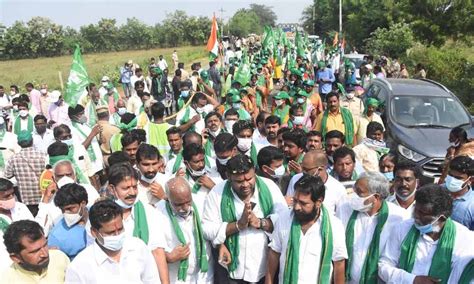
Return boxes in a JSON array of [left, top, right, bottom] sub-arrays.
[[232, 103, 241, 110], [414, 215, 442, 234], [383, 172, 394, 181], [181, 90, 190, 98], [445, 175, 468, 193]]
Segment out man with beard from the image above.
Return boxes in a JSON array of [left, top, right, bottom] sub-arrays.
[[331, 147, 361, 195], [203, 111, 224, 157], [386, 161, 420, 218], [325, 130, 345, 170], [176, 92, 220, 134], [165, 126, 183, 163], [255, 115, 280, 152], [213, 133, 238, 180], [282, 128, 306, 176], [315, 92, 357, 147], [252, 112, 270, 147], [202, 154, 287, 283], [136, 143, 166, 207], [32, 114, 54, 153], [177, 143, 222, 213], [266, 174, 347, 284], [2, 220, 70, 281], [306, 130, 323, 151]]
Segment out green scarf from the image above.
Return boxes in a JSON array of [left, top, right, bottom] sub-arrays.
[[49, 152, 90, 185], [165, 202, 209, 281], [172, 152, 184, 174], [72, 121, 97, 162], [14, 115, 33, 135], [204, 139, 213, 157], [321, 107, 355, 146], [0, 130, 5, 168], [118, 117, 137, 132], [250, 143, 258, 166], [0, 215, 10, 233], [186, 171, 202, 193], [345, 201, 389, 283], [283, 205, 333, 284], [133, 201, 149, 244], [220, 176, 274, 273], [273, 105, 290, 125], [399, 218, 456, 284], [459, 259, 474, 283], [179, 107, 195, 131]]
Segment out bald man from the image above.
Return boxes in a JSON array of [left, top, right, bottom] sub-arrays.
[[155, 176, 214, 283], [111, 99, 127, 125], [286, 150, 347, 215]]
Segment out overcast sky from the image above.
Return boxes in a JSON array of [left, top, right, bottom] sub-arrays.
[[0, 0, 312, 29]]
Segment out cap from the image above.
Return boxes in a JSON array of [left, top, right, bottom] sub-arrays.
[[303, 80, 315, 87], [48, 90, 61, 103], [239, 88, 248, 94], [200, 70, 209, 78], [127, 60, 133, 65], [230, 94, 241, 103], [101, 76, 110, 82], [297, 90, 310, 97], [274, 91, 290, 100], [96, 105, 109, 115], [227, 88, 240, 97], [318, 61, 326, 68], [152, 67, 163, 75]]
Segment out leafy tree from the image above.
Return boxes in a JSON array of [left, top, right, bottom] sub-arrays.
[[365, 22, 414, 58], [229, 9, 262, 38], [249, 4, 277, 27], [119, 18, 154, 50], [300, 1, 338, 36]]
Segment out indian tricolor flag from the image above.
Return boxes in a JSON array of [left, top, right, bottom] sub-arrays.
[[206, 14, 219, 61]]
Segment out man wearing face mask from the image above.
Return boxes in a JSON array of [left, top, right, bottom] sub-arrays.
[[286, 104, 306, 130], [214, 133, 239, 180], [233, 119, 258, 165], [177, 143, 222, 213], [336, 172, 408, 284], [272, 91, 290, 125], [203, 112, 224, 157], [32, 115, 55, 154], [65, 200, 161, 283], [379, 184, 474, 283], [13, 101, 33, 135], [386, 161, 420, 218], [136, 143, 167, 207], [68, 104, 104, 190], [340, 85, 364, 118], [227, 94, 251, 121], [38, 84, 51, 119], [223, 109, 239, 134], [257, 146, 286, 190], [293, 90, 315, 129], [47, 91, 70, 128], [155, 176, 214, 283], [176, 92, 220, 134], [202, 154, 287, 283], [286, 150, 347, 215], [444, 156, 474, 230], [266, 174, 347, 284], [111, 99, 127, 125], [0, 117, 20, 178], [2, 220, 70, 282], [47, 183, 89, 259]]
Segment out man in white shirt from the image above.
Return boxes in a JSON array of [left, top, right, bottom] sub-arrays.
[[172, 51, 179, 70], [202, 154, 287, 283], [66, 199, 161, 283], [32, 115, 55, 153], [336, 172, 408, 284], [156, 177, 214, 283], [378, 184, 474, 283], [386, 161, 419, 218], [175, 92, 220, 135], [252, 112, 270, 148], [177, 143, 222, 214], [158, 55, 168, 71], [135, 143, 167, 207], [287, 150, 347, 215], [266, 174, 348, 284], [0, 117, 20, 178], [130, 68, 150, 98], [255, 115, 279, 153]]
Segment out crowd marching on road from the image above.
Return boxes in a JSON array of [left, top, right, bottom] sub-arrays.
[[0, 26, 473, 284]]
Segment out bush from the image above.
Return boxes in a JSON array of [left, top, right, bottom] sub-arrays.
[[365, 22, 415, 58], [404, 44, 474, 109]]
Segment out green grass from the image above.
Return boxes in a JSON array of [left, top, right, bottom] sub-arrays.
[[0, 46, 208, 92]]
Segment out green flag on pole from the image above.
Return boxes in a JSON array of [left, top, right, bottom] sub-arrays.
[[234, 51, 251, 86], [64, 45, 89, 108], [295, 31, 305, 58]]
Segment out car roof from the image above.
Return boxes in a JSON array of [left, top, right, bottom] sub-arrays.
[[375, 78, 451, 97], [343, 53, 367, 59]]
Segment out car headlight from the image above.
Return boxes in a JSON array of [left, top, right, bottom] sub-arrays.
[[398, 144, 426, 162]]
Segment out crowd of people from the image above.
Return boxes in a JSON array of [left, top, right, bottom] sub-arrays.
[[0, 33, 473, 284]]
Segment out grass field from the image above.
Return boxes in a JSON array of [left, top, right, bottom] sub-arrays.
[[0, 46, 208, 92]]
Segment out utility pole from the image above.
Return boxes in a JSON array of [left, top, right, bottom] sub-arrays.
[[219, 7, 225, 35], [339, 0, 342, 34]]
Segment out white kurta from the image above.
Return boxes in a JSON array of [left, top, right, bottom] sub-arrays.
[[386, 194, 415, 219], [201, 177, 288, 282], [165, 156, 217, 178], [287, 173, 347, 215], [336, 201, 409, 284], [70, 122, 104, 175], [378, 219, 474, 283], [269, 208, 348, 284], [175, 104, 213, 135], [65, 237, 160, 284], [184, 172, 222, 216], [122, 201, 163, 251], [137, 172, 168, 207], [155, 201, 214, 284]]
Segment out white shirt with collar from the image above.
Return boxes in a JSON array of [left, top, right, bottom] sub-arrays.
[[137, 172, 168, 207], [175, 104, 213, 135], [386, 194, 415, 219], [155, 201, 214, 284], [286, 173, 347, 216], [269, 207, 348, 284], [201, 176, 288, 282], [252, 128, 267, 146], [32, 128, 55, 154], [70, 122, 104, 175], [336, 201, 409, 284], [182, 170, 222, 216], [0, 131, 20, 178], [65, 236, 160, 284], [165, 155, 217, 178], [378, 219, 474, 284]]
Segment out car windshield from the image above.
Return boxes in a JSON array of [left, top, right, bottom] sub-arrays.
[[391, 95, 471, 128], [345, 57, 364, 68]]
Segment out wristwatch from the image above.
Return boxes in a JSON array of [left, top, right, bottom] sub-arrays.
[[259, 218, 267, 230]]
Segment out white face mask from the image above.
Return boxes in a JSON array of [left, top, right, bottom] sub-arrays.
[[187, 165, 206, 177], [237, 137, 252, 152], [101, 81, 108, 87], [232, 103, 241, 110], [217, 156, 230, 165], [293, 116, 304, 125], [209, 128, 221, 138], [64, 206, 83, 227], [13, 105, 19, 111], [445, 175, 469, 193], [225, 120, 236, 133], [115, 198, 134, 209], [19, 110, 29, 118], [272, 165, 286, 179], [57, 176, 75, 188], [99, 231, 125, 251], [275, 99, 283, 106], [117, 107, 127, 116], [10, 91, 15, 96], [296, 97, 305, 104], [62, 138, 74, 147], [346, 92, 355, 99], [40, 89, 47, 95], [196, 107, 205, 114], [349, 194, 374, 212], [140, 172, 156, 184], [77, 115, 87, 124]]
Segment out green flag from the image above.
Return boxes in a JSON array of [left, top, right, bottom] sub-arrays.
[[262, 26, 274, 52], [295, 31, 305, 58], [64, 45, 89, 108], [234, 51, 251, 86]]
